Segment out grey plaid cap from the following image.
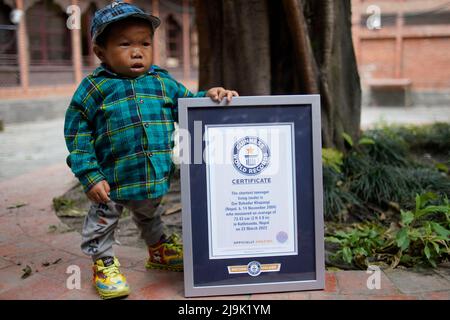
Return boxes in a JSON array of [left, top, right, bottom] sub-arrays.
[[91, 0, 161, 42]]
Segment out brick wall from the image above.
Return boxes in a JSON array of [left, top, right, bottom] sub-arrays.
[[353, 0, 450, 105], [403, 37, 450, 90], [358, 36, 450, 91], [360, 39, 396, 79]]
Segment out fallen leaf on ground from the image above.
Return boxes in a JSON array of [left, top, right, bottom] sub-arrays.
[[326, 267, 342, 271], [21, 265, 32, 279], [7, 203, 28, 209], [164, 204, 182, 215], [56, 208, 85, 217], [47, 223, 73, 234], [42, 258, 61, 267]]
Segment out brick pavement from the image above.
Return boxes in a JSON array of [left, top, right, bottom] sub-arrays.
[[0, 164, 448, 300]]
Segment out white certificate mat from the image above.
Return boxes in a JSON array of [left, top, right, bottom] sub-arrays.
[[205, 123, 298, 259]]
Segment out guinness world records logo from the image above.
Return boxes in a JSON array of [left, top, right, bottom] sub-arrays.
[[247, 261, 262, 276], [232, 136, 270, 175]]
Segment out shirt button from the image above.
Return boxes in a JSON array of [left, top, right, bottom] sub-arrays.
[[139, 99, 144, 104], [148, 152, 153, 157], [144, 123, 149, 128]]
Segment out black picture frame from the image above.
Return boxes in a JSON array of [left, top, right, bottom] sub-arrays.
[[178, 95, 324, 297]]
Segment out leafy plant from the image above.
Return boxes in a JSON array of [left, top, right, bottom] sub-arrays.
[[326, 193, 450, 269], [324, 124, 450, 268], [340, 128, 450, 210], [326, 222, 393, 269], [323, 125, 450, 222], [322, 148, 343, 173], [395, 193, 450, 267]]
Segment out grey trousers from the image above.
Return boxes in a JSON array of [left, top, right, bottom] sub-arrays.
[[81, 198, 163, 261]]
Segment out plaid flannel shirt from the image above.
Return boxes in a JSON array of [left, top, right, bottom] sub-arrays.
[[64, 64, 205, 200]]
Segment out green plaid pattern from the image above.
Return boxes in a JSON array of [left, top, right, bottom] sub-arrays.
[[64, 64, 205, 200]]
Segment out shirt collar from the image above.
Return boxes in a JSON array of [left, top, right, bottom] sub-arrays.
[[92, 63, 158, 78]]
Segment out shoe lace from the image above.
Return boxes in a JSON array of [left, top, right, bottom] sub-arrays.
[[98, 263, 120, 278], [169, 233, 182, 244], [164, 242, 182, 251], [164, 234, 183, 251]]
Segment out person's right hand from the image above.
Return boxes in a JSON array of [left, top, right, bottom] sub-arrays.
[[86, 180, 111, 204]]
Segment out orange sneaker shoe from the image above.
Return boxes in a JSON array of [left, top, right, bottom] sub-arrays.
[[146, 234, 183, 272]]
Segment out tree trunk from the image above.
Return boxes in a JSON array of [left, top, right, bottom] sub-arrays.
[[196, 0, 271, 95], [195, 0, 361, 149]]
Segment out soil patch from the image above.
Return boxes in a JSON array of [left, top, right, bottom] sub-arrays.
[[53, 176, 183, 249]]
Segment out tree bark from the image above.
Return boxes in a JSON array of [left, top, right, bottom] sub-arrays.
[[195, 0, 361, 149], [196, 0, 271, 95], [282, 0, 319, 94]]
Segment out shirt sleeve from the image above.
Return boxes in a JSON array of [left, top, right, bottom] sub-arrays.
[[64, 82, 105, 192], [172, 79, 207, 123], [177, 81, 207, 99]]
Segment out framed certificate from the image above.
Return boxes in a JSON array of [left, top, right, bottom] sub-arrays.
[[178, 95, 324, 297]]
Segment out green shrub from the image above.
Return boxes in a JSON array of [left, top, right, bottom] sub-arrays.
[[383, 122, 450, 152], [322, 148, 343, 173], [323, 166, 359, 221], [326, 193, 450, 269], [349, 164, 450, 208], [324, 124, 450, 268], [359, 130, 409, 167], [349, 164, 409, 205], [326, 222, 393, 269], [343, 131, 413, 206], [395, 193, 450, 267], [397, 168, 450, 203], [322, 124, 450, 221]]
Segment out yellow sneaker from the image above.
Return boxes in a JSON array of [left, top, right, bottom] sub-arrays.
[[146, 234, 183, 272], [93, 257, 130, 299]]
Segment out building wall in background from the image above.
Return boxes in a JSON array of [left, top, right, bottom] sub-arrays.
[[0, 0, 198, 99], [352, 0, 450, 106], [1, 0, 449, 106]]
